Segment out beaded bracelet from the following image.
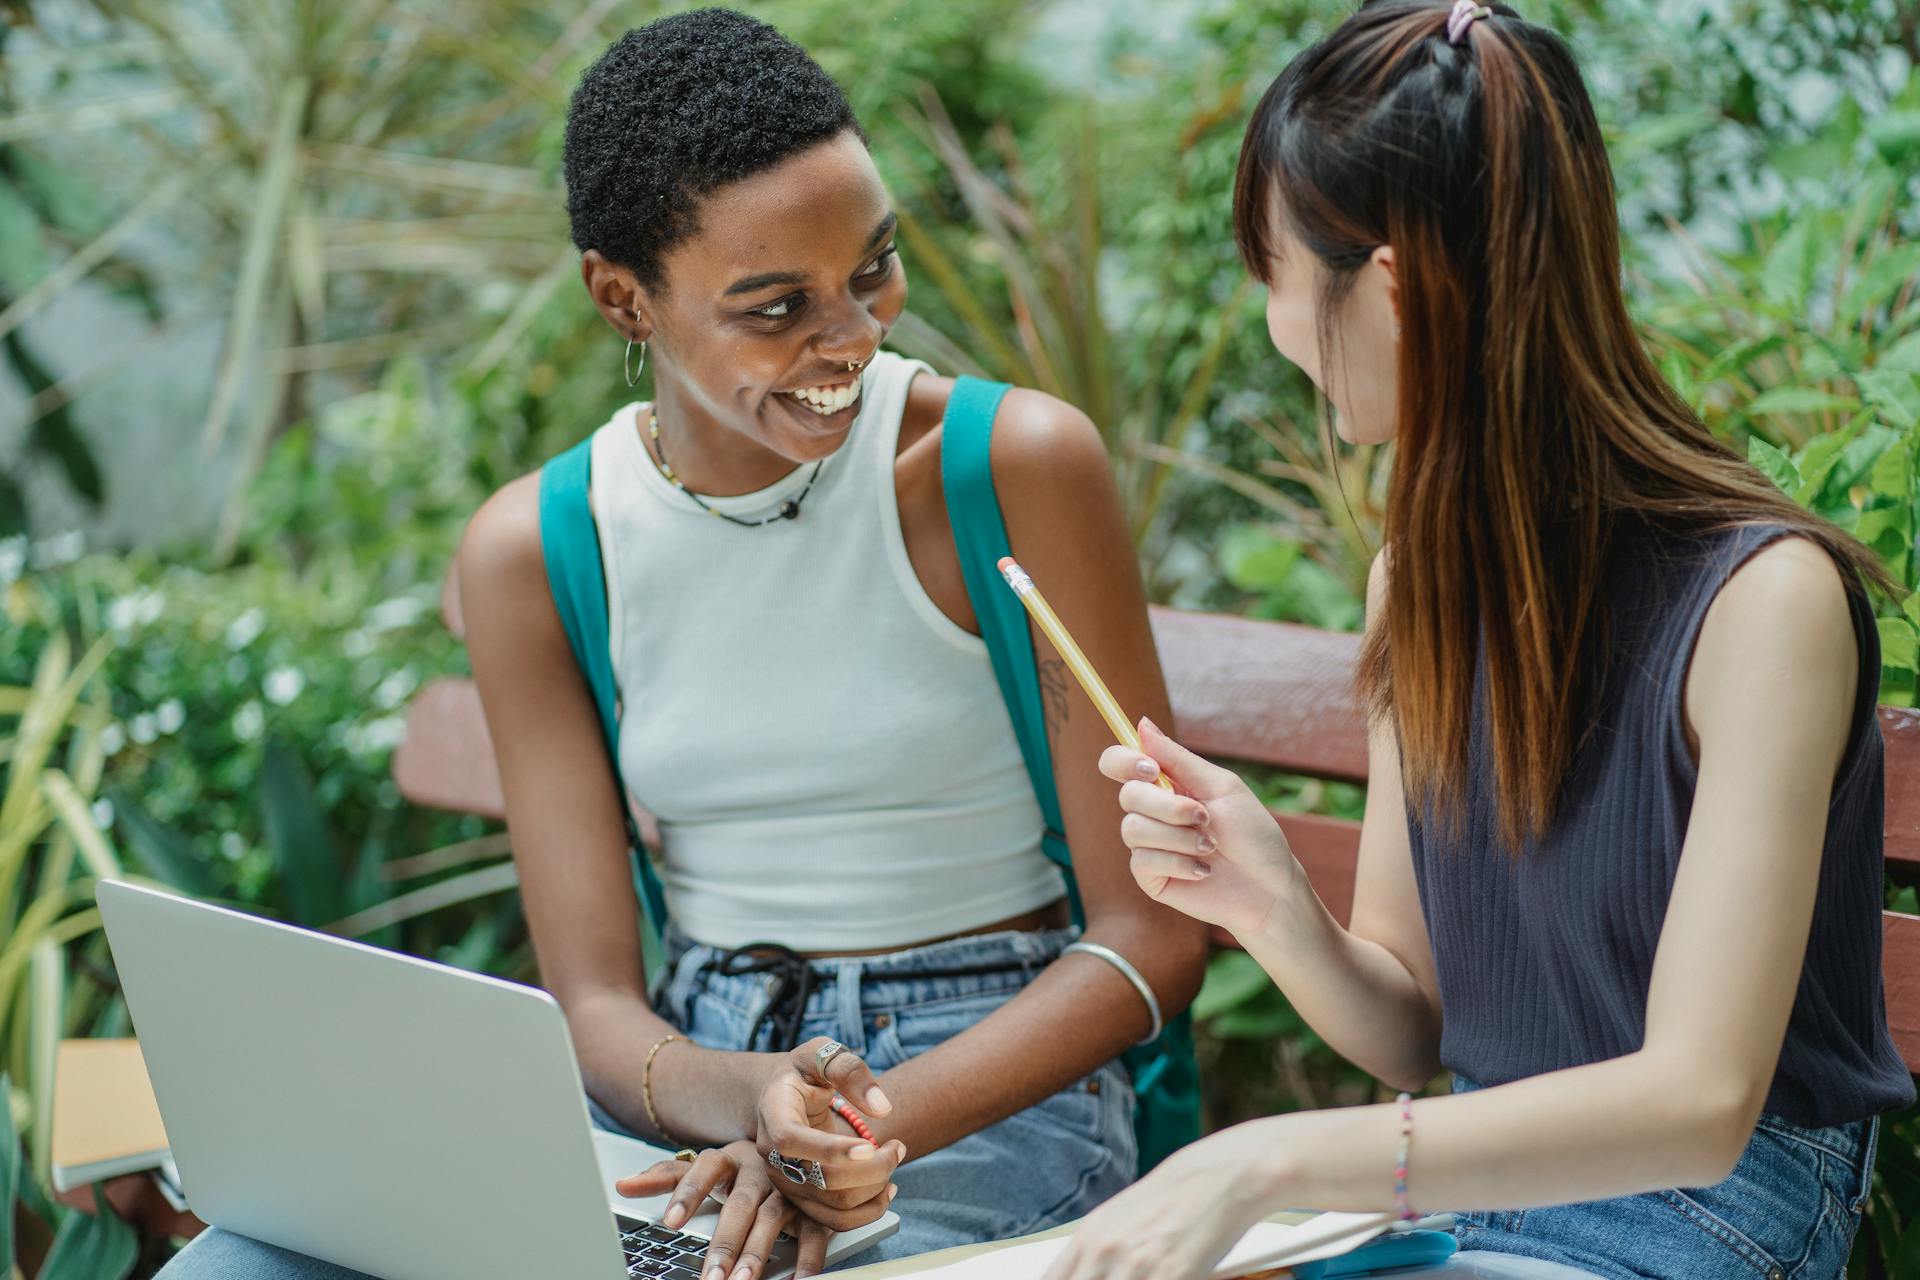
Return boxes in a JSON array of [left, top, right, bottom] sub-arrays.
[[643, 1032, 687, 1146], [831, 1093, 876, 1143], [1393, 1091, 1418, 1222]]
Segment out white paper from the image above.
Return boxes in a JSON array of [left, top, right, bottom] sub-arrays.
[[903, 1211, 1394, 1279]]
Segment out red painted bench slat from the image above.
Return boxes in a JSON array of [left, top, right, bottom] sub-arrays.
[[1883, 913, 1920, 1073], [1148, 607, 1369, 784], [394, 679, 503, 820], [1880, 708, 1920, 870]]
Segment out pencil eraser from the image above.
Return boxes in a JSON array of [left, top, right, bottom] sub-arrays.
[[997, 556, 1016, 572]]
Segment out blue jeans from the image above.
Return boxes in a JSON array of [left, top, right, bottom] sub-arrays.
[[159, 924, 1135, 1277], [1448, 1075, 1877, 1280]]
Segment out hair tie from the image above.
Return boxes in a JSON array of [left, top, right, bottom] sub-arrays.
[[1448, 0, 1493, 44]]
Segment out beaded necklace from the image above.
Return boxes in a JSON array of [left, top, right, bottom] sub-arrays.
[[643, 406, 823, 526]]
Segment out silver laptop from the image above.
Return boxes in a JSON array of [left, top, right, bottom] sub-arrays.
[[96, 879, 898, 1280]]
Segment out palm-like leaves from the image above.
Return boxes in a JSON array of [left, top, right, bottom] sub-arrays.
[[2, 0, 648, 548], [885, 87, 1248, 544]]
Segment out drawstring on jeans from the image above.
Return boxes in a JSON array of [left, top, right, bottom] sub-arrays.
[[701, 941, 1045, 1052]]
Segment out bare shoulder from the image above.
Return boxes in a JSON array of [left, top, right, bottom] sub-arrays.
[[1699, 534, 1855, 672], [1689, 533, 1859, 759], [456, 471, 547, 611], [989, 388, 1110, 487], [898, 375, 1114, 502], [984, 388, 1139, 604], [985, 389, 1128, 570]]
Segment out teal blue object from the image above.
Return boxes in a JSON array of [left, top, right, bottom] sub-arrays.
[[938, 376, 1202, 1175], [1290, 1228, 1458, 1278], [538, 439, 672, 943]]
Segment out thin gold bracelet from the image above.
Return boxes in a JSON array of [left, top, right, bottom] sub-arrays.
[[642, 1032, 687, 1145]]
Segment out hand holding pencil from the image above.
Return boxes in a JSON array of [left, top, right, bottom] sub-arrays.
[[997, 557, 1308, 938], [996, 557, 1175, 793]]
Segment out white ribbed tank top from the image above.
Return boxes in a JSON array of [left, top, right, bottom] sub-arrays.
[[588, 351, 1067, 951]]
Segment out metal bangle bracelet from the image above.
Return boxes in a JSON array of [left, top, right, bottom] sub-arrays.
[[1062, 941, 1164, 1044]]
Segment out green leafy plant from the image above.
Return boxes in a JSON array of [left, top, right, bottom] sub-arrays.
[[1, 1067, 138, 1280], [0, 634, 153, 1280], [1, 632, 119, 1179], [1745, 376, 1920, 703], [1217, 525, 1364, 632], [883, 87, 1250, 543], [1191, 949, 1381, 1129], [1, 0, 658, 551]]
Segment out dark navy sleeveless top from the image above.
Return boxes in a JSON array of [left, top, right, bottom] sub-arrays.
[[1407, 522, 1915, 1128]]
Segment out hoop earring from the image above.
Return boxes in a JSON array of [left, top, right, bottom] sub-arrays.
[[625, 338, 647, 388]]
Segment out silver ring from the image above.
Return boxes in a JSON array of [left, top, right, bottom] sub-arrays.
[[766, 1148, 826, 1190], [815, 1039, 848, 1080]]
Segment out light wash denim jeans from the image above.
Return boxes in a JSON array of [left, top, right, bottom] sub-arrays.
[[1448, 1075, 1877, 1280], [158, 924, 1135, 1277]]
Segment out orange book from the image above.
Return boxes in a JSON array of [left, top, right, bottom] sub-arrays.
[[50, 1038, 170, 1193]]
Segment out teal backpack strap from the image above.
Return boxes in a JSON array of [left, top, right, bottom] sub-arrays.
[[938, 378, 1081, 916], [939, 377, 1200, 1174], [538, 439, 672, 940]]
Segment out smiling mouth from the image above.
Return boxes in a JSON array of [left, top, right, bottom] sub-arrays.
[[784, 369, 865, 416]]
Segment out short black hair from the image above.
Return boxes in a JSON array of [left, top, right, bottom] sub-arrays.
[[563, 8, 865, 290]]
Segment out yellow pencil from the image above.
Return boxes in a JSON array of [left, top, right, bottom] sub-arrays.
[[997, 556, 1176, 792]]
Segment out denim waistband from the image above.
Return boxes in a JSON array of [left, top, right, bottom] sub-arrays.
[[654, 921, 1080, 1050]]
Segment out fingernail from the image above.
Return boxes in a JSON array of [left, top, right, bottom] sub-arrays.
[[732, 1266, 754, 1280], [850, 1142, 877, 1160], [1195, 805, 1212, 827], [1134, 759, 1158, 779], [1196, 833, 1216, 853], [663, 1202, 686, 1228], [706, 1267, 726, 1280], [1192, 859, 1213, 877], [1141, 716, 1162, 736], [865, 1085, 892, 1114]]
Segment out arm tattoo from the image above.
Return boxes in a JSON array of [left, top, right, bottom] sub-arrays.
[[1038, 656, 1071, 739]]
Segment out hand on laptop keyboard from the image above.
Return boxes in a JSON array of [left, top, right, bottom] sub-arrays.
[[616, 1215, 739, 1280], [615, 1139, 843, 1278]]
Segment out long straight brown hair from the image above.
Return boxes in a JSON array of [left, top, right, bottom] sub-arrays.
[[1232, 1, 1890, 851]]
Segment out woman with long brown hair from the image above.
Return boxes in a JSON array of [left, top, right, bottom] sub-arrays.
[[1044, 3, 1912, 1278]]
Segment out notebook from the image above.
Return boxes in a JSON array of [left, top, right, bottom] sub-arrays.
[[876, 1211, 1395, 1279], [50, 1038, 172, 1193]]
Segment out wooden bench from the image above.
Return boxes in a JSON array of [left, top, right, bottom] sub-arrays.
[[395, 582, 1920, 1073]]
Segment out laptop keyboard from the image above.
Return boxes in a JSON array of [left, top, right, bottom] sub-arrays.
[[616, 1213, 715, 1279]]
